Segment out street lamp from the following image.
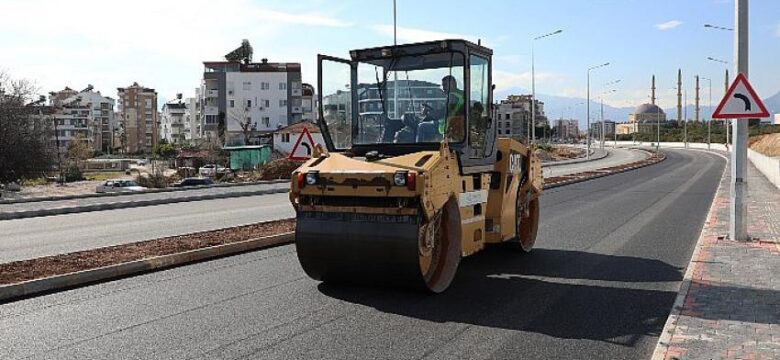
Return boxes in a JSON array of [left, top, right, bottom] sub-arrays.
[[586, 62, 610, 159], [700, 76, 713, 148], [704, 24, 734, 31], [707, 56, 731, 146], [531, 29, 563, 144], [599, 89, 616, 150]]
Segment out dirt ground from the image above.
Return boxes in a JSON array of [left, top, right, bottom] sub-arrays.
[[0, 219, 295, 285], [749, 133, 780, 157]]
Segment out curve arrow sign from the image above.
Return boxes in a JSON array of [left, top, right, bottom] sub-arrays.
[[712, 73, 770, 119]]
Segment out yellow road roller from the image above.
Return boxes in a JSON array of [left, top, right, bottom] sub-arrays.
[[290, 39, 543, 292]]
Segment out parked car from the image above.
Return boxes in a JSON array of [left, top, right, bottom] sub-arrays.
[[198, 164, 227, 177], [95, 179, 147, 193], [173, 177, 214, 188]]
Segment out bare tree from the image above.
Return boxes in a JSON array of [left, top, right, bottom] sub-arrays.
[[0, 71, 54, 183], [228, 105, 257, 145]]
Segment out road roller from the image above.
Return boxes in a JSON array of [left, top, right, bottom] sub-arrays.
[[289, 39, 543, 293]]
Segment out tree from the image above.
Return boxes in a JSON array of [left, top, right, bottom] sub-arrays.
[[228, 106, 257, 145], [153, 142, 176, 159], [0, 71, 54, 183], [67, 132, 92, 164]]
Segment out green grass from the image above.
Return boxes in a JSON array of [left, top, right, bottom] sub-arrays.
[[20, 177, 49, 186]]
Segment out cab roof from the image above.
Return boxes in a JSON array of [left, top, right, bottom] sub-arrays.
[[349, 39, 492, 62]]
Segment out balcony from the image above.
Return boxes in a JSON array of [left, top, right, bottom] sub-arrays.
[[203, 105, 218, 115], [206, 89, 219, 98], [291, 89, 302, 96], [291, 106, 303, 114]]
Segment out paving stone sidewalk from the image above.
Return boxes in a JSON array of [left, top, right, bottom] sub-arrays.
[[656, 160, 780, 360]]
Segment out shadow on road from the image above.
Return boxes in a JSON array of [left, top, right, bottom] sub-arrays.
[[318, 246, 683, 347]]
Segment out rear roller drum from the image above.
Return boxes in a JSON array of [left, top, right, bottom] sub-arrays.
[[513, 188, 540, 252]]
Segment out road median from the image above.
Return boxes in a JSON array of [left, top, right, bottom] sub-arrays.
[[0, 220, 295, 303]]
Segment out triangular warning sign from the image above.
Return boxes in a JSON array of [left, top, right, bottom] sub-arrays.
[[712, 73, 770, 119], [288, 127, 316, 161]]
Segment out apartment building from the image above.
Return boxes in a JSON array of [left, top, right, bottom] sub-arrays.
[[160, 96, 187, 144], [117, 82, 158, 154], [301, 83, 316, 122], [494, 95, 548, 142], [48, 86, 116, 154], [553, 118, 579, 140], [200, 59, 303, 146]]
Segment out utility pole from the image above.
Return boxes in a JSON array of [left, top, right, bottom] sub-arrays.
[[731, 0, 748, 241], [586, 62, 609, 159], [725, 69, 730, 147], [684, 89, 688, 148]]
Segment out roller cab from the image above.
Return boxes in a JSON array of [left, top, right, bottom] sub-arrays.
[[290, 39, 542, 293]]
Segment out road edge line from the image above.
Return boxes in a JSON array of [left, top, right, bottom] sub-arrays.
[[651, 150, 729, 360], [0, 232, 295, 304]]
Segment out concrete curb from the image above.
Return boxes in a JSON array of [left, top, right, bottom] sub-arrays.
[[0, 187, 289, 220], [651, 150, 730, 360], [543, 149, 662, 190], [0, 232, 295, 304], [541, 148, 609, 167], [0, 179, 289, 205]]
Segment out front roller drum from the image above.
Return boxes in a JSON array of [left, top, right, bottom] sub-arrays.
[[295, 199, 461, 293]]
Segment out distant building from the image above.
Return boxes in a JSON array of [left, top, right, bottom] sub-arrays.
[[47, 85, 116, 154], [301, 83, 316, 122], [590, 120, 615, 139], [774, 114, 780, 125], [118, 82, 158, 154], [494, 95, 547, 142], [160, 97, 187, 144], [185, 95, 201, 142], [200, 58, 303, 146], [273, 121, 324, 157], [627, 103, 666, 134], [553, 118, 579, 140]]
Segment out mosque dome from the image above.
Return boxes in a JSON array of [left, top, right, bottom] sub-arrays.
[[634, 103, 664, 115]]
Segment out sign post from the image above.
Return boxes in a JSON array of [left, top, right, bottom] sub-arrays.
[[711, 2, 766, 241]]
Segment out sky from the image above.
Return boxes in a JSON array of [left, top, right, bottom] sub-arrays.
[[1, 0, 778, 115]]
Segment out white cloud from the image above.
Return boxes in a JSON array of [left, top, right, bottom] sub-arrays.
[[371, 25, 478, 44], [655, 20, 683, 30], [0, 0, 350, 100]]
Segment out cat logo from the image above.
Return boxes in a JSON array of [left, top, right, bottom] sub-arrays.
[[509, 153, 524, 174]]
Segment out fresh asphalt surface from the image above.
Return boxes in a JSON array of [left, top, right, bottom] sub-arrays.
[[0, 148, 641, 263], [0, 149, 726, 359], [0, 193, 295, 263]]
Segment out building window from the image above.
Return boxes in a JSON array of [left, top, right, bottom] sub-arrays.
[[261, 82, 269, 90], [229, 100, 235, 108], [279, 100, 287, 107], [505, 122, 510, 128], [282, 133, 290, 142], [246, 99, 252, 108], [263, 99, 270, 108], [242, 81, 251, 90], [279, 82, 287, 91], [262, 117, 270, 127]]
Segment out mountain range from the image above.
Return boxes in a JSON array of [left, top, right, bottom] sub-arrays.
[[496, 88, 780, 129]]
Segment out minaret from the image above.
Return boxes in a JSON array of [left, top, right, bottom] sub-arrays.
[[651, 75, 656, 105], [677, 69, 683, 124], [695, 75, 700, 122], [725, 69, 729, 92]]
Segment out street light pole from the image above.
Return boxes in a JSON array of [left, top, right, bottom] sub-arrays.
[[731, 0, 748, 241], [586, 62, 609, 159], [531, 29, 562, 144], [701, 76, 712, 149]]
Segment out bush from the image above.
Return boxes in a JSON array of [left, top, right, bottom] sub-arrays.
[[135, 173, 169, 188], [64, 165, 84, 182]]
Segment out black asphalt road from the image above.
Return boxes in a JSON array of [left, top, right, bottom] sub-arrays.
[[0, 149, 725, 360]]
